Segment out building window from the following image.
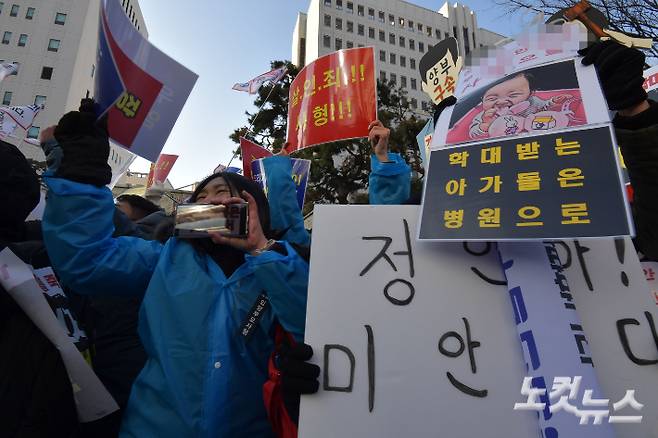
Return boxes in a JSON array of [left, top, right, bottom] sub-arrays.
[[400, 55, 406, 67], [357, 24, 364, 36], [336, 0, 342, 10], [390, 73, 396, 85], [408, 20, 414, 31], [324, 14, 331, 26], [409, 39, 415, 50], [335, 18, 342, 30], [2, 31, 11, 44], [421, 101, 428, 111], [91, 64, 95, 77], [453, 26, 458, 38], [0, 3, 4, 14], [399, 36, 405, 47], [323, 35, 331, 48], [9, 4, 18, 17], [389, 53, 396, 65], [401, 76, 407, 88], [48, 39, 60, 52], [411, 98, 418, 109], [410, 58, 416, 70], [379, 30, 385, 42], [445, 32, 450, 40], [399, 18, 405, 27], [347, 21, 353, 33], [18, 33, 27, 46], [379, 49, 386, 62], [346, 2, 353, 13], [389, 33, 395, 44], [34, 95, 46, 106], [378, 11, 384, 23], [379, 71, 386, 82], [41, 66, 53, 80], [388, 14, 395, 26], [358, 43, 364, 48], [346, 41, 353, 48], [417, 23, 423, 32], [368, 27, 375, 38], [368, 8, 374, 20], [55, 12, 67, 25], [335, 38, 342, 50], [357, 5, 364, 16], [411, 78, 417, 90], [436, 29, 441, 39], [463, 27, 470, 49], [25, 7, 35, 19], [27, 126, 40, 139], [2, 91, 12, 105], [473, 32, 477, 48], [419, 42, 424, 53], [324, 0, 331, 5], [426, 26, 432, 37]]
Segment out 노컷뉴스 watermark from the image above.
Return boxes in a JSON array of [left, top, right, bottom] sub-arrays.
[[514, 376, 643, 424]]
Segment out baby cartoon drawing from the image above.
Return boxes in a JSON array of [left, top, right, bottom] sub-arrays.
[[469, 73, 573, 139]]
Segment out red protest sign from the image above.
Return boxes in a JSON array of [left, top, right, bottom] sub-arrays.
[[240, 137, 273, 179], [287, 47, 377, 152], [146, 154, 178, 189]]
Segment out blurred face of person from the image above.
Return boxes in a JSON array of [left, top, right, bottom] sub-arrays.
[[194, 177, 233, 204], [117, 201, 141, 221], [482, 75, 531, 111]]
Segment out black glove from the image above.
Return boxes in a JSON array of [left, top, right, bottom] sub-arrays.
[[279, 342, 320, 424], [53, 99, 111, 186], [433, 95, 457, 125], [578, 40, 647, 111]]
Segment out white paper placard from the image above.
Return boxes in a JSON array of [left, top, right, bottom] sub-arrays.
[[300, 205, 537, 438], [300, 206, 658, 437]]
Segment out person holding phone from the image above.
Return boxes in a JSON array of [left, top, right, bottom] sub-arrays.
[[39, 102, 309, 438]]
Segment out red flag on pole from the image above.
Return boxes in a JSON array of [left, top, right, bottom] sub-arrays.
[[240, 137, 272, 179]]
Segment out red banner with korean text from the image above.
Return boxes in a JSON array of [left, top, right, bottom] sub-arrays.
[[287, 47, 377, 151], [146, 154, 178, 189]]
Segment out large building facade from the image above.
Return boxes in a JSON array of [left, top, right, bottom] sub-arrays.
[[0, 0, 147, 162], [292, 0, 505, 114]]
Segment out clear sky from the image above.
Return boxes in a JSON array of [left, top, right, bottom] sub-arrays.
[[133, 0, 531, 187]]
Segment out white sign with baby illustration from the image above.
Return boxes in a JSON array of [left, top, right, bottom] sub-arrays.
[[432, 58, 610, 148]]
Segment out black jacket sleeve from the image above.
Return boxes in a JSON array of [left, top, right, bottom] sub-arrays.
[[614, 100, 658, 261]]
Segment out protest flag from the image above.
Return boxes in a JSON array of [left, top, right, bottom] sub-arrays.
[[239, 137, 272, 179], [0, 62, 19, 82], [232, 67, 287, 95], [146, 154, 179, 189], [95, 0, 198, 162]]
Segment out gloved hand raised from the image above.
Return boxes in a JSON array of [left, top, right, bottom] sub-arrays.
[[279, 342, 320, 424], [578, 40, 647, 112], [41, 98, 111, 187]]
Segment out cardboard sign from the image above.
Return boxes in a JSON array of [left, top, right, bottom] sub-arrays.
[[251, 157, 311, 209], [146, 153, 178, 189], [418, 37, 462, 104], [439, 59, 609, 146], [95, 0, 198, 162], [287, 47, 377, 151], [415, 118, 434, 171], [108, 143, 137, 189], [643, 65, 658, 101], [299, 205, 658, 438], [420, 126, 632, 241]]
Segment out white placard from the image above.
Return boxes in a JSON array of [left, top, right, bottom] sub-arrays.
[[300, 206, 658, 437], [300, 205, 537, 438]]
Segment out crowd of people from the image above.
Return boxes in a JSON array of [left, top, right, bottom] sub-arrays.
[[1, 36, 657, 438]]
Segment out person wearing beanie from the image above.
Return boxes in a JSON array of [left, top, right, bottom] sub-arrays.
[[40, 101, 309, 438], [0, 141, 80, 438]]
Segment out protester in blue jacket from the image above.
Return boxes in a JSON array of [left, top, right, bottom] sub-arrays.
[[40, 104, 309, 438], [367, 120, 412, 205]]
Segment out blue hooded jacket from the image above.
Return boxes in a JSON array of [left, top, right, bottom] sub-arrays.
[[42, 177, 309, 438]]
